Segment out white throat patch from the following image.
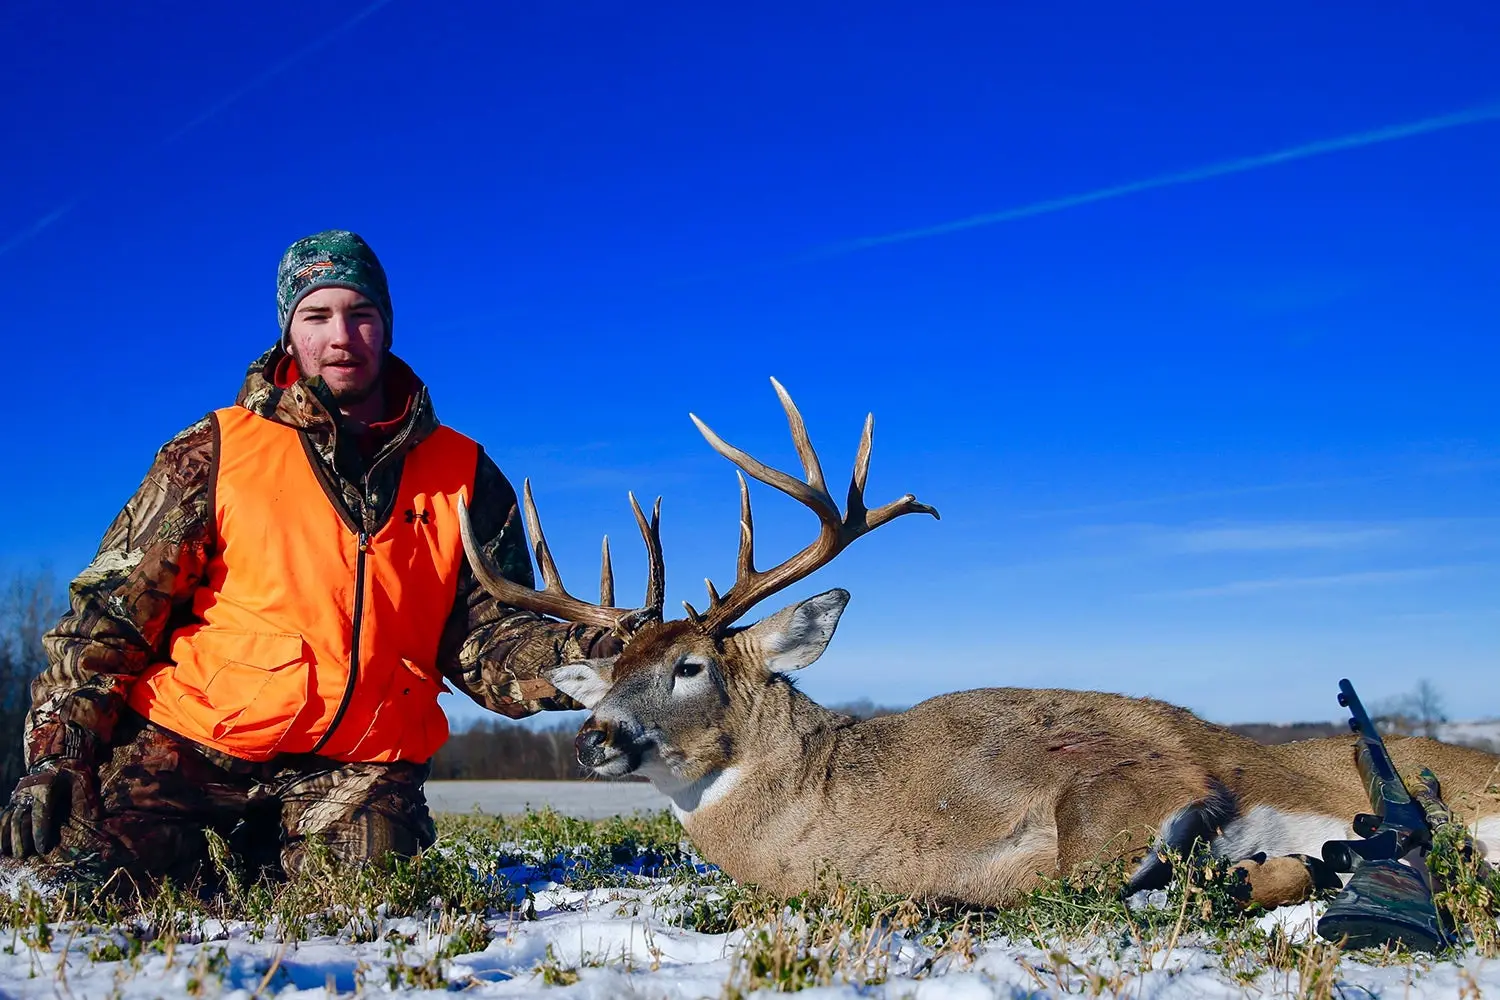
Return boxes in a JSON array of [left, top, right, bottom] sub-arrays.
[[663, 767, 743, 822]]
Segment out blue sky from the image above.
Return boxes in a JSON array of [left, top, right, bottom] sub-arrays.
[[2, 1, 1496, 724]]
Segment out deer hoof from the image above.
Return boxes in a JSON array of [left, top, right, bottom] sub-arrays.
[[1232, 853, 1340, 909]]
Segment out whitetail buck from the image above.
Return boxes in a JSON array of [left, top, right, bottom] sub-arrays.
[[458, 380, 1500, 908]]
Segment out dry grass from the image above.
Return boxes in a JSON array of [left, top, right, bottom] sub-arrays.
[[0, 806, 1496, 996]]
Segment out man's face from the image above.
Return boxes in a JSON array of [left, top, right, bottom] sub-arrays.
[[286, 286, 386, 402]]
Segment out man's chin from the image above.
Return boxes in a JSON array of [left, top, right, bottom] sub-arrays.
[[326, 378, 380, 405]]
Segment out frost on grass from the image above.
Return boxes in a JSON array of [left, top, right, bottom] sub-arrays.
[[0, 809, 1497, 998]]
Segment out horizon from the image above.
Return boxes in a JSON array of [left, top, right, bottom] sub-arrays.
[[3, 1, 1496, 725]]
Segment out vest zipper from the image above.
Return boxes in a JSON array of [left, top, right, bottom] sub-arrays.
[[312, 528, 369, 754]]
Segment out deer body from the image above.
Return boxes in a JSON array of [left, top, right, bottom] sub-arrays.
[[661, 681, 1500, 906], [458, 379, 1500, 908], [581, 650, 1498, 907]]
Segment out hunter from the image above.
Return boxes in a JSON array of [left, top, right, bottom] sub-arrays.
[[0, 230, 617, 884]]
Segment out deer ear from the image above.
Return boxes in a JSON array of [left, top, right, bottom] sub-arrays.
[[737, 588, 850, 673], [546, 658, 616, 708]]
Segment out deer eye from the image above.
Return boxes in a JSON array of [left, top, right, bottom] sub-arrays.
[[674, 660, 704, 679]]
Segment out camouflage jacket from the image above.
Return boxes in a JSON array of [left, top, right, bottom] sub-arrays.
[[27, 347, 611, 767]]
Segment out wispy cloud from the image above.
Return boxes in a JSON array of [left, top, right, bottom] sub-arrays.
[[0, 0, 399, 259], [1152, 566, 1457, 599], [1116, 522, 1405, 554], [1073, 517, 1500, 557], [1017, 475, 1391, 519], [803, 102, 1500, 261], [1017, 452, 1500, 520], [1171, 525, 1401, 553]]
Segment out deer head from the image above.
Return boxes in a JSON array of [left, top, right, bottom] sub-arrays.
[[458, 379, 938, 791]]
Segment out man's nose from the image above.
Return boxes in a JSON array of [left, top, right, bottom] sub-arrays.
[[326, 313, 354, 344]]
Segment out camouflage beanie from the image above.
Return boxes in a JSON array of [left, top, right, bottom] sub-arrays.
[[276, 230, 393, 346]]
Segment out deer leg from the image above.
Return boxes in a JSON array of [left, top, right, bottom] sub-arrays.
[[1229, 853, 1341, 909], [1050, 777, 1228, 894], [1052, 787, 1146, 886], [1120, 781, 1240, 896]]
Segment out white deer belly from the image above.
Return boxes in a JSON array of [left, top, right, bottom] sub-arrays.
[[1473, 816, 1500, 860], [1210, 805, 1349, 861]]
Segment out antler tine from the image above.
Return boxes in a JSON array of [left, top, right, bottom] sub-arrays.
[[845, 412, 874, 527], [629, 492, 666, 615], [690, 413, 839, 519], [694, 383, 939, 634], [521, 480, 565, 592], [769, 377, 831, 503], [600, 536, 615, 607], [865, 493, 942, 529], [735, 470, 756, 580], [841, 412, 939, 533], [456, 495, 624, 630], [702, 471, 754, 617]]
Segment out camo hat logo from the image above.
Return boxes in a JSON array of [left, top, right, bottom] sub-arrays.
[[276, 230, 393, 345]]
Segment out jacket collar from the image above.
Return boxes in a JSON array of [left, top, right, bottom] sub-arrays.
[[235, 345, 439, 461]]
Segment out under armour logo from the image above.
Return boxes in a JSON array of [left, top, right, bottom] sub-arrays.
[[405, 508, 431, 525], [294, 260, 335, 280]]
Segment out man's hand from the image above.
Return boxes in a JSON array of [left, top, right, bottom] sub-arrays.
[[0, 759, 100, 859]]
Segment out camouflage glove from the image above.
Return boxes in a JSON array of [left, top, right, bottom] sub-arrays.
[[0, 758, 101, 859]]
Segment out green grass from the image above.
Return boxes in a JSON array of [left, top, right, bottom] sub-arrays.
[[1, 807, 1496, 997]]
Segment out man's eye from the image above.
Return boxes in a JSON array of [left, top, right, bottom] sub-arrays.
[[675, 661, 703, 679]]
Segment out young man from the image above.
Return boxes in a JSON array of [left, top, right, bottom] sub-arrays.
[[0, 231, 618, 884]]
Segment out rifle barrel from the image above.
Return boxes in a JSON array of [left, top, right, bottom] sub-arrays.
[[1339, 678, 1425, 838]]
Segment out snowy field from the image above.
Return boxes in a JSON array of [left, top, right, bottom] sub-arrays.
[[424, 780, 669, 819], [3, 882, 1497, 999], [1438, 721, 1500, 752], [3, 806, 1498, 1000]]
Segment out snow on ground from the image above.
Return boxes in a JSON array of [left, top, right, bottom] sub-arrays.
[[3, 863, 1497, 999], [5, 782, 1498, 999], [1438, 720, 1500, 751]]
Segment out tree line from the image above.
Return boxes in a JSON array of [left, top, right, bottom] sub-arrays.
[[0, 569, 63, 796]]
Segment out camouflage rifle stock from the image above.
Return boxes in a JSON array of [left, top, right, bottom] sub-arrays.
[[1315, 678, 1454, 952]]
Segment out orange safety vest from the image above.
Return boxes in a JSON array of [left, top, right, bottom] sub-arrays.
[[127, 406, 479, 763]]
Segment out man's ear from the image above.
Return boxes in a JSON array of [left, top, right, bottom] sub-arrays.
[[733, 588, 850, 673], [546, 658, 616, 709]]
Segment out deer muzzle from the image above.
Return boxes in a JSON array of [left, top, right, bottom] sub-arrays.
[[574, 718, 646, 774], [575, 725, 612, 768]]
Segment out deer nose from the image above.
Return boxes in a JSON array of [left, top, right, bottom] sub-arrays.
[[575, 726, 609, 767]]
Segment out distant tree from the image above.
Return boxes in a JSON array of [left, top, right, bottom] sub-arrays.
[[1409, 679, 1448, 739], [429, 719, 589, 780], [1372, 678, 1448, 739], [1227, 721, 1345, 745], [0, 569, 66, 795], [828, 699, 901, 721]]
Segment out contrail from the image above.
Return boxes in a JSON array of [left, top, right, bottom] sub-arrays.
[[806, 102, 1500, 260], [0, 0, 398, 259]]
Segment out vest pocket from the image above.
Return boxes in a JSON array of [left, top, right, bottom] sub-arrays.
[[172, 629, 310, 752], [346, 657, 450, 763]]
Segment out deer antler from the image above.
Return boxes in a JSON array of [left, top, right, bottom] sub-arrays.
[[687, 377, 939, 633], [458, 482, 664, 633]]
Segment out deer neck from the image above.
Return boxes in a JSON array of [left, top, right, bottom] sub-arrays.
[[664, 674, 851, 821]]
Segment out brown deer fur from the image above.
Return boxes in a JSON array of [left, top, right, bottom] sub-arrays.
[[552, 602, 1500, 908]]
